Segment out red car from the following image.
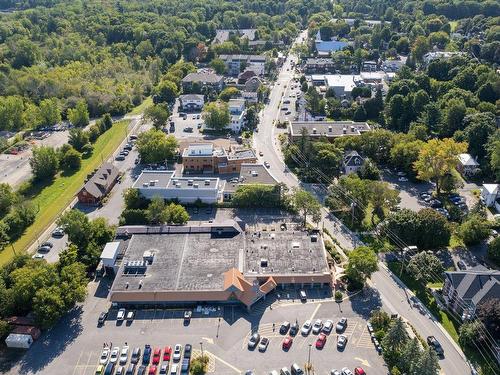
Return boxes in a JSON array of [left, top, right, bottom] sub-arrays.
[[152, 348, 161, 365], [316, 333, 327, 349], [163, 346, 172, 361], [282, 336, 293, 350], [354, 368, 366, 375], [148, 365, 157, 374]]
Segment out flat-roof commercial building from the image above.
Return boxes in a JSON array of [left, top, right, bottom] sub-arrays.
[[108, 222, 331, 309], [132, 170, 221, 204], [311, 74, 362, 98], [288, 120, 371, 142], [223, 164, 279, 201]]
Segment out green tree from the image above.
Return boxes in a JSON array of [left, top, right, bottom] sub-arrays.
[[123, 188, 148, 210], [305, 86, 322, 115], [399, 338, 422, 374], [487, 237, 500, 266], [210, 58, 226, 74], [457, 214, 490, 246], [0, 96, 25, 130], [382, 318, 409, 366], [441, 99, 466, 137], [30, 146, 59, 180], [412, 36, 430, 62], [462, 112, 496, 163], [59, 146, 82, 171], [487, 131, 500, 181], [232, 184, 284, 208], [165, 203, 190, 224], [190, 355, 209, 374], [459, 320, 484, 347], [244, 105, 259, 129], [11, 39, 39, 68], [57, 209, 91, 250], [390, 139, 424, 175], [146, 196, 168, 224], [102, 113, 113, 130], [144, 105, 170, 130], [218, 87, 240, 102], [417, 348, 440, 375], [291, 189, 321, 227], [33, 285, 65, 329], [407, 251, 443, 285], [0, 319, 10, 340], [476, 298, 500, 341], [136, 129, 178, 164], [154, 80, 179, 105], [345, 246, 378, 285], [414, 138, 467, 195], [39, 98, 61, 127], [67, 100, 89, 127], [203, 101, 230, 131], [135, 40, 154, 58], [357, 159, 380, 181], [0, 183, 18, 218], [68, 128, 90, 152], [369, 181, 400, 224]]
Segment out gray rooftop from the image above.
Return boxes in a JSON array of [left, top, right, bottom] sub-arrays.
[[134, 170, 174, 189], [289, 121, 371, 138], [112, 223, 328, 292], [182, 72, 223, 83], [219, 54, 266, 62], [224, 164, 278, 193], [445, 270, 500, 306], [133, 170, 219, 190]]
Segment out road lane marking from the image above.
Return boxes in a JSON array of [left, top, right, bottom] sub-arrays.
[[309, 303, 322, 321], [207, 350, 241, 374], [202, 337, 214, 344], [355, 357, 371, 367]]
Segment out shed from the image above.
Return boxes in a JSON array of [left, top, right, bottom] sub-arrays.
[[5, 333, 33, 349]]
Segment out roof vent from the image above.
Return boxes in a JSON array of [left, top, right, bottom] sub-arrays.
[[188, 179, 194, 186], [312, 128, 317, 134], [343, 127, 347, 134], [193, 183, 199, 188], [328, 126, 332, 132], [204, 179, 210, 185], [260, 258, 268, 267], [251, 171, 258, 177], [351, 126, 355, 132]]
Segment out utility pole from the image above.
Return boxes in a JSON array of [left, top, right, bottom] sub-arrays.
[[199, 341, 204, 358], [307, 343, 312, 374]]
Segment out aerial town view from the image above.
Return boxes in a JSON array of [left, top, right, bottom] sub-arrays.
[[0, 0, 499, 375]]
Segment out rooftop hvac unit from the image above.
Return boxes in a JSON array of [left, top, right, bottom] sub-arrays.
[[204, 180, 210, 185], [342, 127, 347, 134], [251, 171, 258, 177], [193, 183, 199, 188], [260, 258, 268, 267], [312, 128, 317, 134], [351, 126, 355, 132], [188, 179, 194, 186], [143, 250, 154, 264], [149, 180, 155, 186], [328, 126, 332, 132]]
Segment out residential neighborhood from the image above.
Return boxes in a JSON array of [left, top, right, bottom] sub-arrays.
[[0, 1, 499, 375]]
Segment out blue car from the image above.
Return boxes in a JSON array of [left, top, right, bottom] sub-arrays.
[[142, 344, 151, 365]]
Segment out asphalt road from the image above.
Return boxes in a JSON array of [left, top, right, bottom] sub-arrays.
[[252, 31, 472, 375]]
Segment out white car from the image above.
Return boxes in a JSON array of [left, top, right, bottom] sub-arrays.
[[301, 320, 312, 335], [117, 308, 126, 321], [398, 176, 408, 182], [173, 344, 182, 361], [109, 347, 120, 363], [337, 335, 348, 349], [312, 319, 323, 334], [119, 346, 129, 364], [322, 319, 334, 334], [170, 363, 179, 374], [341, 368, 353, 375], [99, 348, 110, 364]]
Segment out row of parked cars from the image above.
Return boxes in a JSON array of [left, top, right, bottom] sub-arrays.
[[251, 365, 366, 375], [115, 142, 134, 161], [419, 192, 468, 219], [248, 318, 350, 352], [96, 343, 192, 375]]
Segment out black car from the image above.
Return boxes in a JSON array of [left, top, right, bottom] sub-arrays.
[[280, 321, 290, 335], [457, 260, 467, 270], [430, 199, 443, 208], [183, 344, 192, 359], [98, 312, 107, 326], [289, 322, 299, 336], [131, 347, 141, 364], [181, 358, 190, 374], [104, 362, 115, 375], [142, 344, 152, 365], [125, 364, 136, 375], [427, 336, 444, 356]]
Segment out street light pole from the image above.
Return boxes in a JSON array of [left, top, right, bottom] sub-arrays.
[[199, 341, 204, 357], [307, 343, 312, 374]]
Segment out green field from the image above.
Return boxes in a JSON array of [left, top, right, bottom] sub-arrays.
[[0, 120, 130, 266], [128, 96, 152, 115]]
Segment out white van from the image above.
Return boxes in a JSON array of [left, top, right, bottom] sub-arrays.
[[299, 290, 307, 302]]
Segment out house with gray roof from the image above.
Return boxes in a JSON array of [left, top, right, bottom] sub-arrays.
[[442, 269, 500, 319], [343, 150, 364, 175], [77, 163, 119, 205], [181, 72, 224, 92]]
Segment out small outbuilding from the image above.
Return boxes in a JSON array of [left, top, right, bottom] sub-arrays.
[[5, 333, 34, 349]]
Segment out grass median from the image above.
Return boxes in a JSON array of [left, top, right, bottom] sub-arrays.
[[0, 120, 130, 266]]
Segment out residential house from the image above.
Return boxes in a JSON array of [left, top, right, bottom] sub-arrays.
[[241, 91, 258, 104], [179, 94, 205, 111], [343, 151, 364, 175], [381, 59, 405, 72], [212, 29, 257, 45], [362, 61, 378, 72], [481, 184, 499, 208], [228, 98, 246, 132], [442, 269, 500, 318], [244, 76, 263, 93], [423, 51, 464, 66], [219, 54, 267, 76], [238, 69, 257, 84], [457, 153, 480, 177], [181, 72, 224, 92], [288, 121, 371, 142], [77, 163, 119, 205]]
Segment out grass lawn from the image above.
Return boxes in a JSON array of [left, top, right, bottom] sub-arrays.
[[387, 261, 460, 342], [128, 96, 152, 116], [0, 120, 130, 267]]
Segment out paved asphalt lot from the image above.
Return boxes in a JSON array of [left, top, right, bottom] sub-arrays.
[[3, 280, 388, 375]]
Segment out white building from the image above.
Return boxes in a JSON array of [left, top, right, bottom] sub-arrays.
[[481, 184, 499, 208], [423, 51, 464, 66], [343, 150, 364, 175], [179, 94, 204, 111], [228, 99, 246, 132], [133, 170, 221, 204], [322, 75, 362, 98], [457, 153, 480, 177]]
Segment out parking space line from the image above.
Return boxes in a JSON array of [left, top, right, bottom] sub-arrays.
[[207, 350, 241, 374], [72, 351, 84, 375], [308, 303, 322, 321]]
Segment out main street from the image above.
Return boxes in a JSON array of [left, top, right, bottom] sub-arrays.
[[254, 31, 471, 375]]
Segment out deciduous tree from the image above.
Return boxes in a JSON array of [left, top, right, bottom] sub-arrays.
[[136, 129, 178, 164], [346, 246, 378, 285], [30, 146, 59, 180]]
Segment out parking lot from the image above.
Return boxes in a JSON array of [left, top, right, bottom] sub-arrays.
[[4, 279, 388, 375]]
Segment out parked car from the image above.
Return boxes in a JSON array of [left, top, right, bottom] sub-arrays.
[[126, 364, 136, 375], [354, 368, 366, 375], [143, 344, 152, 365], [457, 260, 467, 270], [330, 370, 341, 375], [184, 310, 192, 323], [152, 347, 161, 364], [115, 155, 125, 161], [341, 368, 353, 375], [336, 317, 347, 332], [36, 245, 49, 253], [137, 365, 147, 375], [299, 290, 307, 301], [126, 311, 135, 322], [289, 322, 299, 336], [148, 365, 157, 375], [131, 347, 141, 364], [104, 363, 115, 375], [301, 320, 312, 335], [248, 333, 260, 349], [109, 347, 120, 363], [427, 336, 444, 356], [170, 364, 178, 375], [337, 335, 348, 349], [41, 241, 53, 248], [291, 363, 304, 375], [322, 319, 334, 334], [282, 337, 293, 350], [311, 319, 323, 334], [115, 366, 124, 375], [159, 364, 168, 374], [119, 346, 129, 365], [163, 346, 172, 361], [280, 367, 291, 375], [181, 358, 190, 374], [279, 321, 290, 334], [117, 308, 126, 321], [52, 227, 64, 237], [258, 337, 269, 352], [430, 199, 443, 208], [173, 344, 182, 361], [98, 312, 107, 326], [95, 365, 104, 375], [183, 344, 192, 359], [99, 348, 110, 364], [316, 333, 327, 349]]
